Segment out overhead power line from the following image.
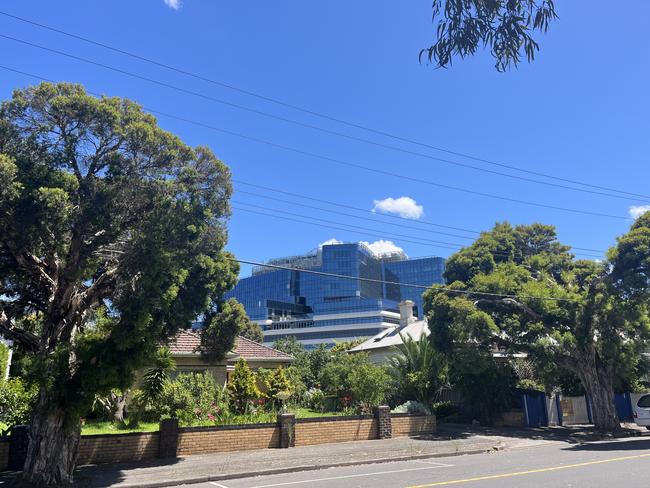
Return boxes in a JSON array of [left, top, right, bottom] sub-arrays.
[[232, 203, 603, 259], [0, 32, 648, 205], [230, 258, 580, 303], [233, 182, 607, 254], [234, 180, 478, 236], [232, 205, 463, 252], [0, 64, 632, 223], [2, 9, 648, 201], [234, 190, 606, 255], [235, 190, 476, 241]]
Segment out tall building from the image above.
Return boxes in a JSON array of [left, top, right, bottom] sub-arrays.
[[225, 242, 444, 348]]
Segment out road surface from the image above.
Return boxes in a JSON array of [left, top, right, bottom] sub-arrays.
[[175, 436, 650, 488]]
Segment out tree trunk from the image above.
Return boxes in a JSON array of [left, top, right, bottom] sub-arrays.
[[576, 359, 620, 432], [22, 393, 81, 486]]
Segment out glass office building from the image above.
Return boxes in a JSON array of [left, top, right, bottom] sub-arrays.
[[225, 242, 445, 348]]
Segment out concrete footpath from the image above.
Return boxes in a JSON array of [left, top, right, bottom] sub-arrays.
[[70, 424, 640, 488], [0, 425, 643, 488]]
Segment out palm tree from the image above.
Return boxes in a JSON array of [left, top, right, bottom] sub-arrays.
[[388, 333, 448, 409]]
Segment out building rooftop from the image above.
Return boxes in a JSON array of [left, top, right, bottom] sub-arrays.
[[349, 318, 429, 353], [169, 329, 293, 361]]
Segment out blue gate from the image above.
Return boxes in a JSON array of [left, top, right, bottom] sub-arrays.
[[614, 392, 634, 422], [522, 391, 549, 427]]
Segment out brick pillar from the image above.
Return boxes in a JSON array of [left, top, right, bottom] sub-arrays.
[[278, 413, 296, 448], [8, 425, 29, 471], [375, 405, 392, 439], [158, 418, 179, 459]]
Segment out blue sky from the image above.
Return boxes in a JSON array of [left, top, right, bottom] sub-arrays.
[[1, 1, 649, 276]]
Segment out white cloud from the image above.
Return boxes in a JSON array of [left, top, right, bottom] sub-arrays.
[[360, 240, 408, 258], [319, 238, 343, 248], [629, 205, 650, 219], [372, 197, 423, 220], [164, 0, 181, 10]]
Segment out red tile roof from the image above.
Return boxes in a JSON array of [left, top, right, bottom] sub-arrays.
[[168, 329, 293, 361]]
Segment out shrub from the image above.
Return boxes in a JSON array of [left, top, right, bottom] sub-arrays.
[[0, 378, 37, 433], [388, 335, 448, 408], [0, 342, 9, 380], [320, 352, 390, 413], [348, 363, 391, 413], [264, 367, 292, 410], [227, 358, 261, 414], [147, 371, 227, 425], [304, 388, 326, 412], [432, 401, 459, 419]]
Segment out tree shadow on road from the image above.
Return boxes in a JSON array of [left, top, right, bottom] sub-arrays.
[[562, 437, 650, 452]]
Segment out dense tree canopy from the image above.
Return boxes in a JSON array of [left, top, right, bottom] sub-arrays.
[[199, 298, 263, 362], [424, 220, 650, 430], [0, 83, 238, 485], [422, 0, 558, 71]]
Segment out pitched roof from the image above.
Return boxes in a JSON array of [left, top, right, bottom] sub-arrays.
[[349, 319, 429, 353], [168, 329, 293, 361]]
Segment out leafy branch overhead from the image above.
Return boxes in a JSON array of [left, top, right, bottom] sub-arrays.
[[422, 0, 559, 71]]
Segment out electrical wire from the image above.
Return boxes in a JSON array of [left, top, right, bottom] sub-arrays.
[[2, 9, 648, 201], [230, 258, 580, 302], [0, 64, 617, 254], [0, 32, 648, 205], [233, 184, 607, 254]]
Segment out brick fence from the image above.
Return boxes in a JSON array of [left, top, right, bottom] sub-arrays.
[[1, 408, 436, 470]]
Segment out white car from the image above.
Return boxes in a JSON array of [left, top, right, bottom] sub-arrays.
[[633, 394, 650, 430]]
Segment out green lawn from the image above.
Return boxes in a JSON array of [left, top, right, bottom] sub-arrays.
[[80, 409, 344, 434], [295, 408, 345, 418], [81, 421, 159, 435]]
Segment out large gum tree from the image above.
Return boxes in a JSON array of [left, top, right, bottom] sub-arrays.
[[424, 220, 650, 431], [0, 83, 239, 485]]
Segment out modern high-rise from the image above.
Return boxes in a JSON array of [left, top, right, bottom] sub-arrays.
[[225, 242, 445, 348]]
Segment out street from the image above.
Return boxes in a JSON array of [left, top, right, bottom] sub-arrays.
[[179, 437, 650, 488]]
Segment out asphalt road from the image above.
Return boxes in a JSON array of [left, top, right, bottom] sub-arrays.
[[176, 436, 650, 488]]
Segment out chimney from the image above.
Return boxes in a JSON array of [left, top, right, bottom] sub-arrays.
[[398, 300, 415, 328]]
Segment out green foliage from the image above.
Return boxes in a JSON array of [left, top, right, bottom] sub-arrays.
[[452, 351, 515, 425], [151, 372, 228, 426], [0, 378, 37, 433], [329, 339, 364, 354], [272, 336, 305, 357], [292, 344, 332, 390], [283, 366, 307, 404], [0, 82, 239, 447], [303, 388, 326, 412], [320, 352, 390, 412], [348, 362, 392, 414], [264, 367, 292, 410], [227, 358, 261, 413], [422, 0, 558, 71], [0, 342, 8, 380], [432, 401, 459, 420], [239, 320, 264, 344], [141, 347, 176, 401], [510, 359, 545, 392], [200, 299, 250, 363], [424, 219, 650, 430], [388, 334, 448, 408]]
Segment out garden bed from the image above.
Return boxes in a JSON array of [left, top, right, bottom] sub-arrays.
[[80, 409, 344, 435]]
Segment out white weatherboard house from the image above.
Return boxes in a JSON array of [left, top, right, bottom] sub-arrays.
[[349, 300, 428, 364]]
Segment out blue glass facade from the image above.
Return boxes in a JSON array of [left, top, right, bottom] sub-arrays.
[[225, 243, 444, 347]]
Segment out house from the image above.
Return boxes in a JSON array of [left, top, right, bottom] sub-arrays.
[[349, 300, 527, 365], [168, 330, 293, 383], [349, 300, 427, 364]]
